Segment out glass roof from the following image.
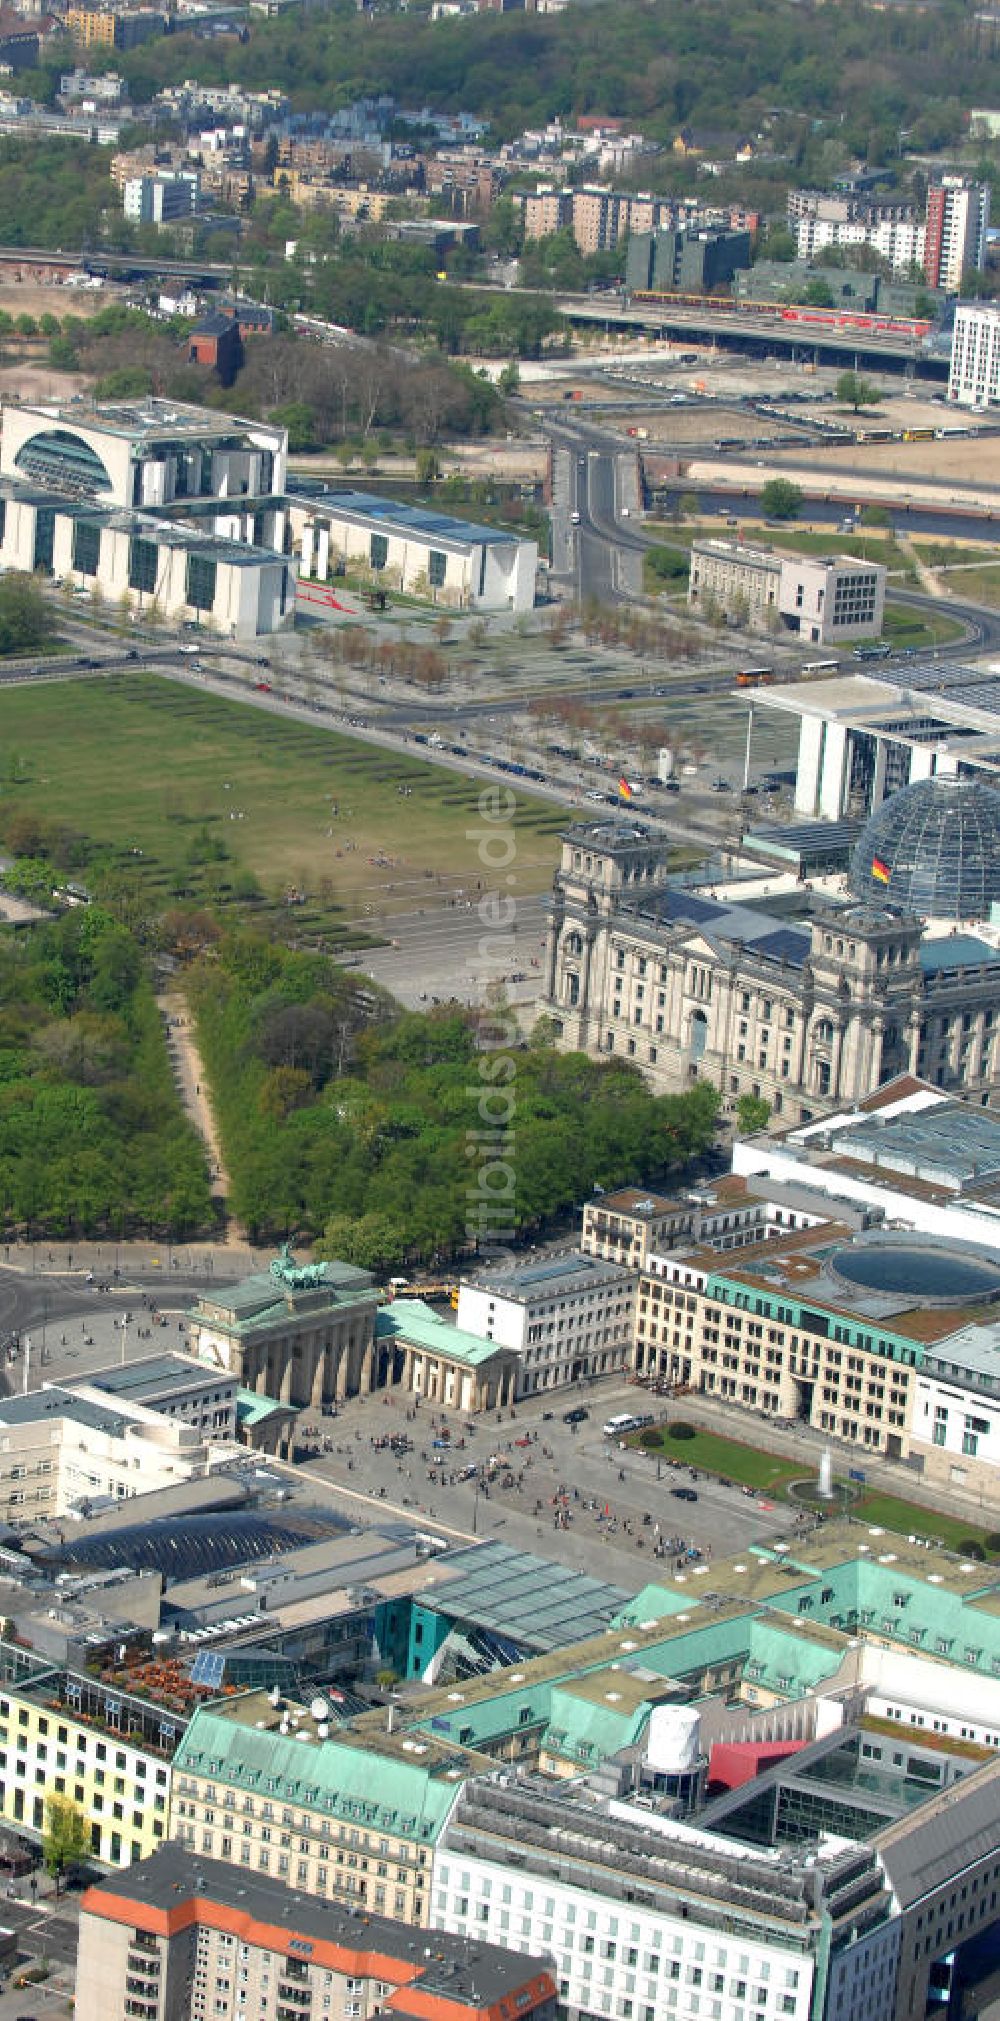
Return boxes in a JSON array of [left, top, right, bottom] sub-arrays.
[[849, 776, 1000, 920], [53, 1506, 350, 1583]]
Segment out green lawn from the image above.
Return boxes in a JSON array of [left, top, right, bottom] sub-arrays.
[[932, 564, 1000, 609], [0, 673, 565, 937], [645, 520, 914, 576], [628, 1421, 806, 1496], [855, 1491, 999, 1558], [881, 601, 967, 650]]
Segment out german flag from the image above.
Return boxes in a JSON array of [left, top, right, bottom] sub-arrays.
[[618, 777, 633, 801], [872, 856, 890, 884]]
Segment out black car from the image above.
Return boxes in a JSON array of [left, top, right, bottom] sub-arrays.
[[670, 1486, 698, 1502], [563, 1406, 589, 1425]]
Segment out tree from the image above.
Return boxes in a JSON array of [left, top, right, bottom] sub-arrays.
[[497, 359, 520, 396], [836, 370, 880, 412], [736, 1094, 771, 1135], [755, 225, 796, 262], [0, 571, 56, 656], [760, 479, 803, 522], [43, 1794, 89, 1892]]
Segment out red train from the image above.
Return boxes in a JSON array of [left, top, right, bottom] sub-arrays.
[[630, 290, 932, 342]]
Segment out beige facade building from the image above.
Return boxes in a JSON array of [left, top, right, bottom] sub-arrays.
[[170, 1692, 492, 1924], [540, 821, 1000, 1123], [688, 537, 886, 643], [633, 1226, 918, 1458]]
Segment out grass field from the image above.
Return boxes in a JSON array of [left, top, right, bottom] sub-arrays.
[[854, 1491, 999, 1557], [0, 673, 566, 940], [881, 601, 966, 649], [932, 564, 1000, 608], [628, 1422, 806, 1497]]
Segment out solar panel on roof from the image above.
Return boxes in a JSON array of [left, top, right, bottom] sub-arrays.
[[749, 927, 810, 963], [191, 1651, 226, 1689]]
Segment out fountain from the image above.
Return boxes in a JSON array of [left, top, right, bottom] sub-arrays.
[[787, 1443, 860, 1513]]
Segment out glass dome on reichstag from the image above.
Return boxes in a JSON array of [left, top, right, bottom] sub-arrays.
[[848, 776, 1000, 920]]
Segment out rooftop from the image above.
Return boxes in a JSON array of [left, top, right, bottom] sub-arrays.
[[300, 488, 520, 551], [464, 1251, 633, 1300], [16, 394, 280, 447], [85, 1353, 232, 1404], [0, 1385, 126, 1438], [174, 1695, 492, 1836], [377, 1301, 512, 1369], [50, 1504, 351, 1584], [421, 1540, 629, 1651], [82, 1844, 557, 2008], [818, 1100, 1000, 1191], [586, 1187, 682, 1218], [191, 1257, 377, 1336]]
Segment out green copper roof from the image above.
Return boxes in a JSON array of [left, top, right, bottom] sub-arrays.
[[190, 1256, 377, 1338], [236, 1388, 294, 1427], [377, 1300, 511, 1368], [174, 1703, 475, 1840]]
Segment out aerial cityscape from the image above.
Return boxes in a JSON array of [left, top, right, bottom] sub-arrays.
[[1, 0, 1000, 2017]]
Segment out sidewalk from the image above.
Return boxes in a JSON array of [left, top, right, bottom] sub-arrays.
[[0, 1238, 265, 1282]]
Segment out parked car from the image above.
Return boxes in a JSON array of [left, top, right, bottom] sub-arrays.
[[671, 1486, 698, 1502], [563, 1406, 589, 1425]]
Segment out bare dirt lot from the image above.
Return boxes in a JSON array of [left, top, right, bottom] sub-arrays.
[[602, 404, 806, 446], [0, 361, 95, 404], [769, 432, 1000, 486], [0, 281, 116, 322]]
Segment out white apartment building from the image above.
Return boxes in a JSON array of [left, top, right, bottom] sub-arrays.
[[925, 177, 989, 292], [433, 1778, 900, 2021], [948, 301, 1000, 407], [456, 1252, 635, 1394], [794, 214, 926, 273], [123, 170, 200, 224]]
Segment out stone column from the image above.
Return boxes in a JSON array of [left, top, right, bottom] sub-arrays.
[[360, 1341, 374, 1396], [335, 1340, 349, 1401], [831, 1021, 846, 1103], [311, 1343, 326, 1409]]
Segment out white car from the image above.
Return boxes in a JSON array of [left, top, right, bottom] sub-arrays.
[[620, 506, 630, 517], [178, 643, 201, 655], [571, 510, 581, 524]]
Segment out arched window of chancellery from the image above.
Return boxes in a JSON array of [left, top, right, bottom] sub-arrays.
[[14, 429, 113, 499]]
